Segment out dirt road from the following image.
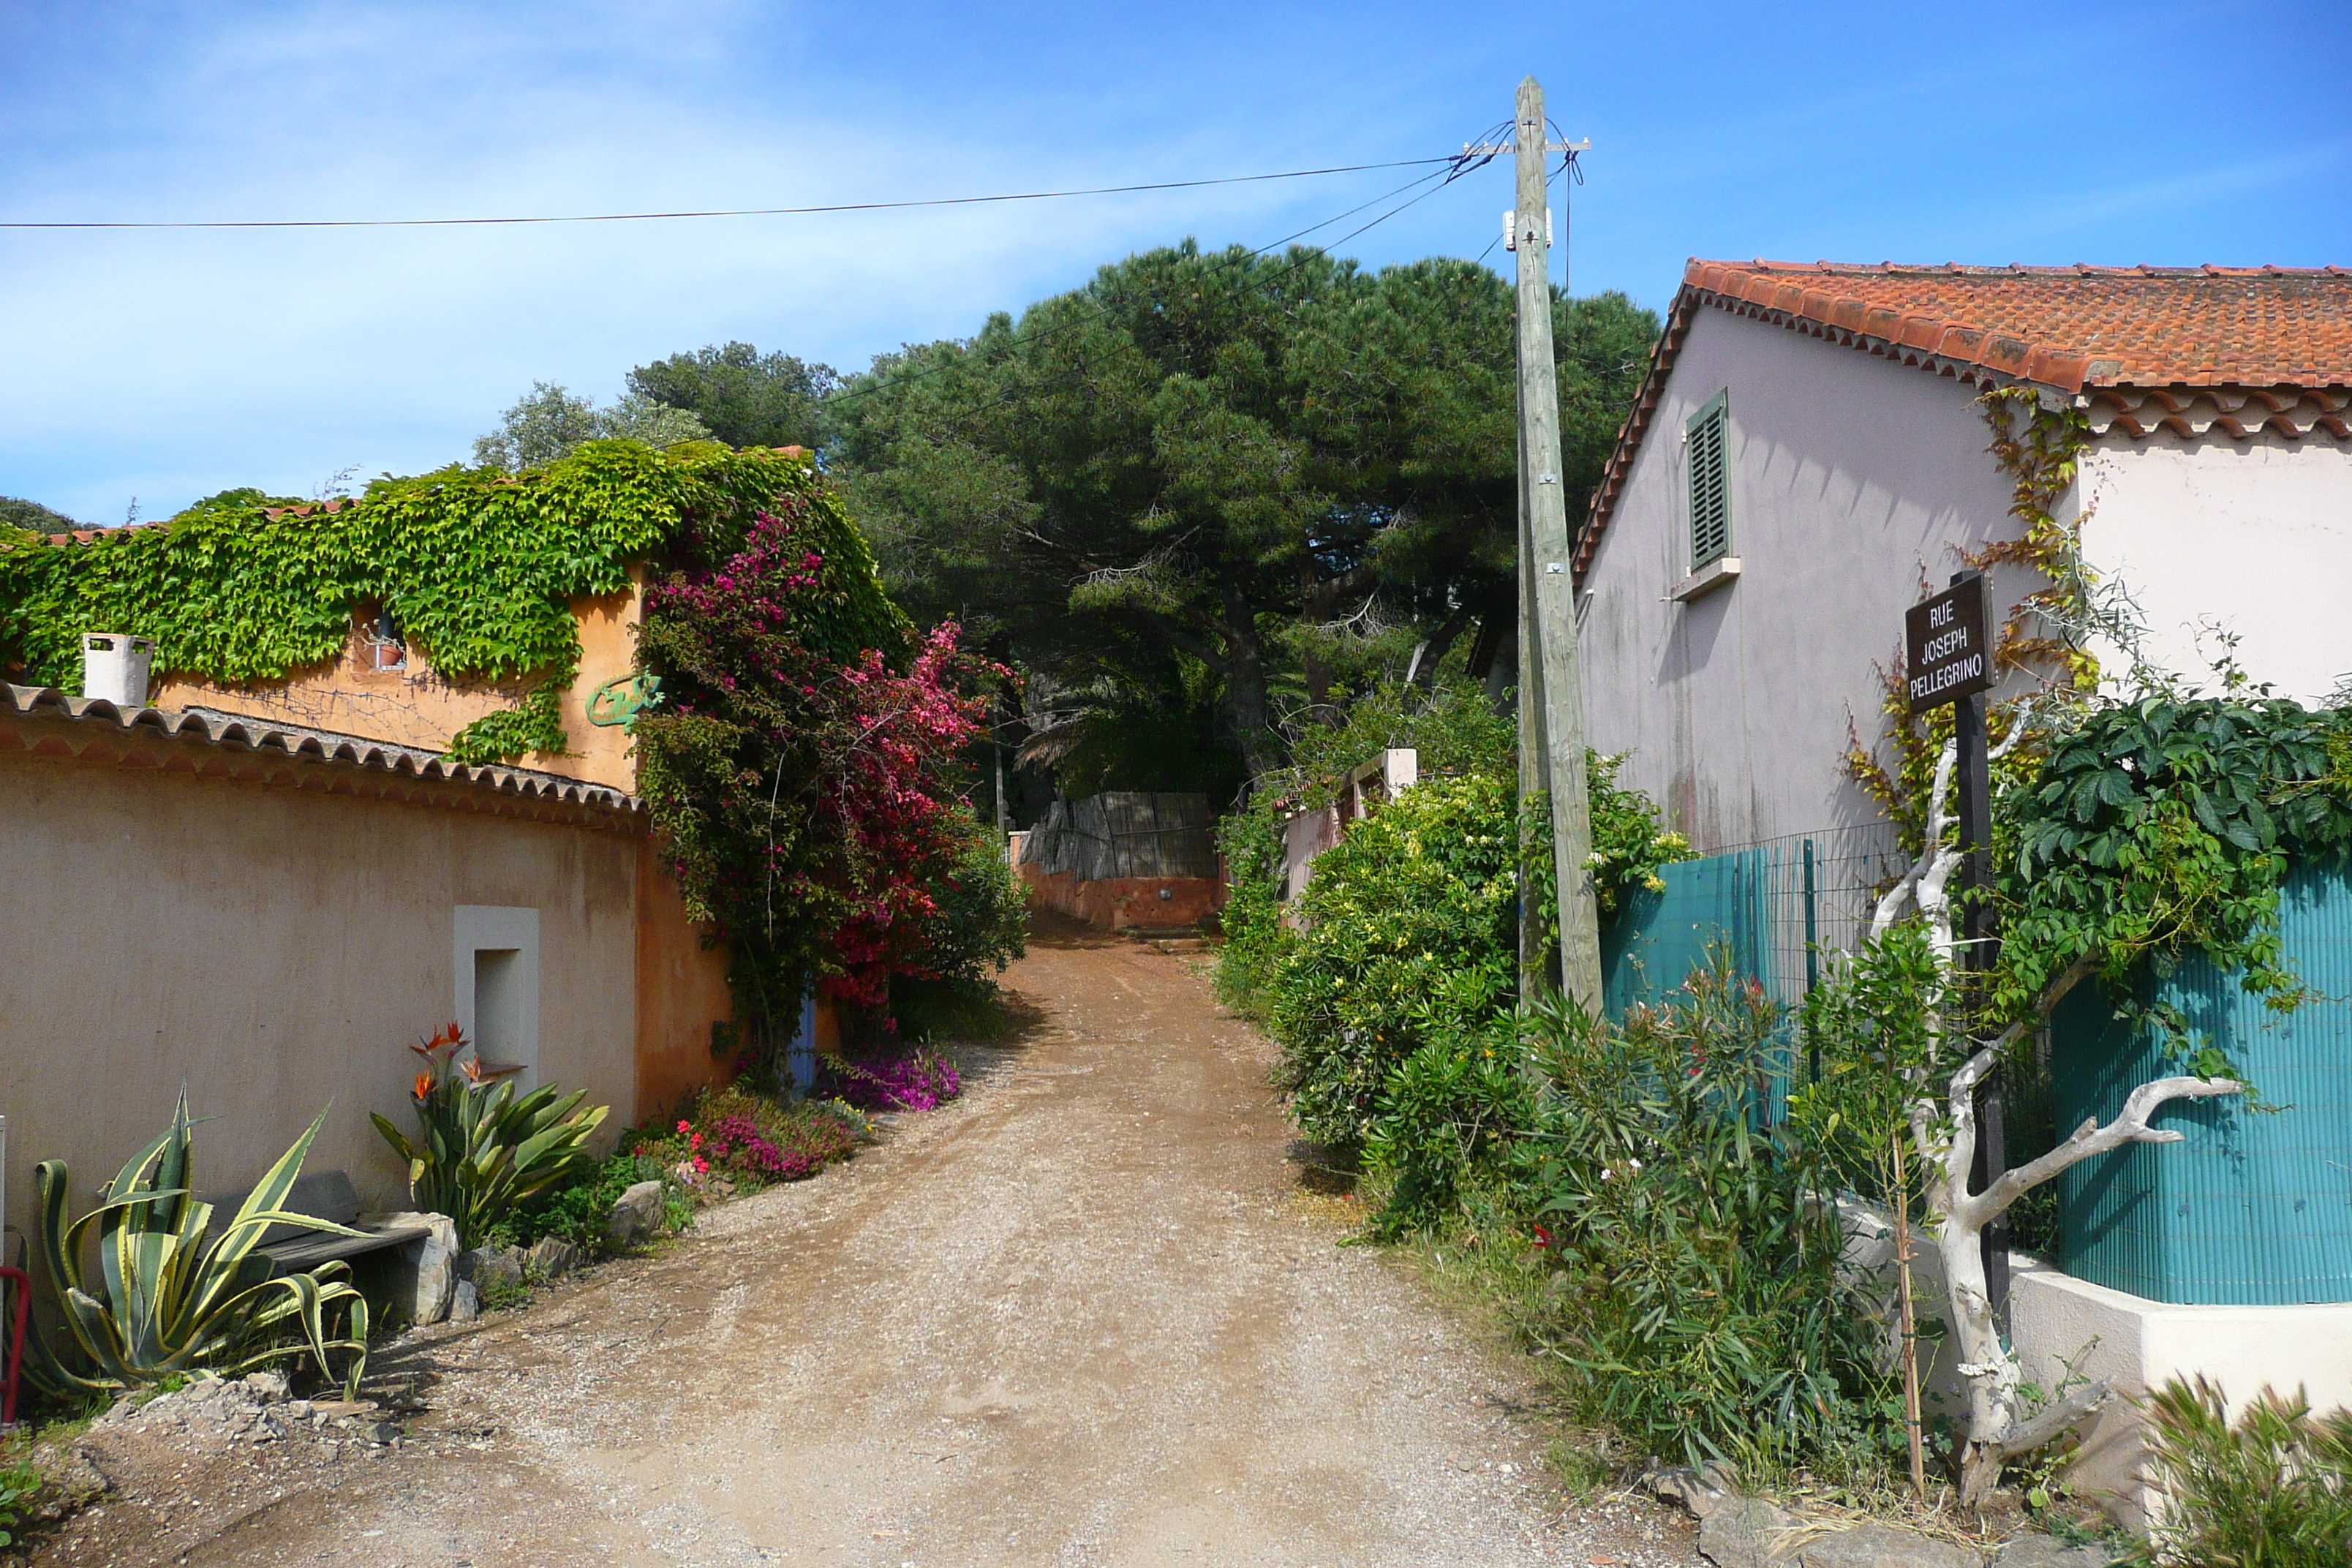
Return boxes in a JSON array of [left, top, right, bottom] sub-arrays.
[[39, 917, 1696, 1567]]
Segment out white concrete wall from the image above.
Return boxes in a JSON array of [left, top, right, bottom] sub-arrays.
[[2012, 1257, 2352, 1531], [2074, 434, 2352, 705], [1579, 309, 2032, 851]]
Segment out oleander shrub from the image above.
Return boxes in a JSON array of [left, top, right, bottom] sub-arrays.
[[2130, 1376, 2352, 1567]]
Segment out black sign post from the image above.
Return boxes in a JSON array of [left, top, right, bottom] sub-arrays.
[[1905, 571, 2007, 1330]]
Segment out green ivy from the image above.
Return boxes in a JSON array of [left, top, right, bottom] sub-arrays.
[[1995, 693, 2352, 1060], [0, 441, 902, 764]]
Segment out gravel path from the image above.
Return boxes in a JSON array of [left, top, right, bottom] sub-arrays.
[[37, 916, 1700, 1567]]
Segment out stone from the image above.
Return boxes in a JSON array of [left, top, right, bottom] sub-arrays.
[[525, 1235, 584, 1278], [238, 1371, 290, 1403], [1696, 1496, 1799, 1568], [449, 1278, 480, 1322], [1793, 1521, 1983, 1567], [1646, 1458, 1739, 1518], [606, 1179, 667, 1248], [456, 1245, 524, 1294], [1993, 1536, 2116, 1568], [368, 1210, 459, 1325]]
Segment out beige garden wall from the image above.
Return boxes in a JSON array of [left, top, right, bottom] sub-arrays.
[[0, 727, 643, 1243]]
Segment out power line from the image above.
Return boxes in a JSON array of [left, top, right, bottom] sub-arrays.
[[0, 156, 1462, 231], [826, 148, 1499, 415]]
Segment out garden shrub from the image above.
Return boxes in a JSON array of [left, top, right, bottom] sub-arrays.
[[1360, 1014, 1536, 1232], [1513, 971, 1895, 1474], [511, 1147, 685, 1252], [2130, 1376, 2352, 1567], [1362, 965, 1901, 1478], [819, 1051, 962, 1112], [1269, 773, 1521, 1147], [1214, 679, 1511, 1016], [888, 805, 1028, 1041]]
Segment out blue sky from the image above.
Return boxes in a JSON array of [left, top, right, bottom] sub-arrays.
[[3, 1, 2345, 524]]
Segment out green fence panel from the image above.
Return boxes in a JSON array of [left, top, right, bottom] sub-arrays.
[[2052, 857, 2352, 1305], [1601, 848, 1784, 1013]]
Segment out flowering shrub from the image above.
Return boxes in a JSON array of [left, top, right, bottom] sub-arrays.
[[821, 1051, 963, 1112], [675, 1086, 859, 1187], [634, 491, 1016, 1034]]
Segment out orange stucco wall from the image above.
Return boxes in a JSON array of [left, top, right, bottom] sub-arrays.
[[0, 704, 739, 1245], [151, 579, 644, 794], [1017, 864, 1226, 931], [633, 834, 737, 1123]]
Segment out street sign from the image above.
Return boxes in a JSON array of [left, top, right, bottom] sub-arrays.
[[1904, 573, 1992, 715]]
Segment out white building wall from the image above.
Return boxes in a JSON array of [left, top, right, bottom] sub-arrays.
[[2074, 433, 2352, 705], [1578, 308, 2031, 851]]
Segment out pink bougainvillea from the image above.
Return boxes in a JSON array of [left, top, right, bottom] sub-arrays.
[[636, 494, 1009, 1030]]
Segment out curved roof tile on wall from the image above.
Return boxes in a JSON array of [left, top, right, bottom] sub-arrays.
[[1, 682, 642, 818], [1578, 260, 2352, 576]]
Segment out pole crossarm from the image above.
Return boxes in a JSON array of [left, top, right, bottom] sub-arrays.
[[1463, 140, 1590, 156]]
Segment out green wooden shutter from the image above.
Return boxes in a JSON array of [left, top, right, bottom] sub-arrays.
[[1687, 391, 1730, 570]]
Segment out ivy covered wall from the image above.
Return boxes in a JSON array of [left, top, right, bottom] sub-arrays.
[[0, 441, 907, 764]]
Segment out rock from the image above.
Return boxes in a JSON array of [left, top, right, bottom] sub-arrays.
[[606, 1180, 667, 1248], [449, 1278, 480, 1322], [525, 1235, 584, 1278], [456, 1245, 523, 1294], [1646, 1457, 1739, 1518], [238, 1371, 289, 1403], [368, 1210, 459, 1324], [1793, 1521, 1983, 1567], [1696, 1496, 1799, 1568], [1993, 1536, 2116, 1568]]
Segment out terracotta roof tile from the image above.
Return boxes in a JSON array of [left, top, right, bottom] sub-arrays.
[[1575, 260, 2352, 576], [1687, 260, 2352, 391]]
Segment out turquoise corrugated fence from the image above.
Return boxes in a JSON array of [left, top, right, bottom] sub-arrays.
[[2051, 856, 2352, 1305]]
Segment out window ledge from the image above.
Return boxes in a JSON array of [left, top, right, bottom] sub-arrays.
[[1670, 557, 1741, 603]]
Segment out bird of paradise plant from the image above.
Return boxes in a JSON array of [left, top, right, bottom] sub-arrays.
[[28, 1091, 370, 1398], [370, 1024, 608, 1248]]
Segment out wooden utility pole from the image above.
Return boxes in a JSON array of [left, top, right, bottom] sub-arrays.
[[1508, 75, 1603, 1009]]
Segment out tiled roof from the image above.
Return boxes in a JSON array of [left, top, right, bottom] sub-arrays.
[[1682, 261, 2352, 391], [1, 683, 641, 821], [1577, 260, 2352, 576]]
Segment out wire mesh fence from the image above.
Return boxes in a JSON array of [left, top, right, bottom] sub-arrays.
[[1602, 819, 1912, 1016]]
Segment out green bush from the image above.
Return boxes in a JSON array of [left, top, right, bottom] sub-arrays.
[[1363, 966, 1900, 1477], [1269, 774, 1522, 1146], [2130, 1376, 2352, 1567], [1362, 1017, 1537, 1232], [1513, 973, 1895, 1474], [1214, 679, 1512, 1017], [892, 806, 1028, 1039], [510, 1148, 682, 1253]]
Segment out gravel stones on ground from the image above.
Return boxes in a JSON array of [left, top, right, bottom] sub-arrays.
[[1991, 1536, 2119, 1568], [86, 1372, 401, 1457]]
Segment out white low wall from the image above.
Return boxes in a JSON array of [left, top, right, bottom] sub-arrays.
[[1839, 1199, 2352, 1531], [2011, 1258, 2352, 1531]]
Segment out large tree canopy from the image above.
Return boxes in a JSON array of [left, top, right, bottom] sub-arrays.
[[823, 241, 1655, 783], [630, 342, 840, 451]]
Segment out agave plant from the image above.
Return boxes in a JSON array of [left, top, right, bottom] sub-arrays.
[[371, 1024, 608, 1248], [29, 1092, 371, 1398]]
